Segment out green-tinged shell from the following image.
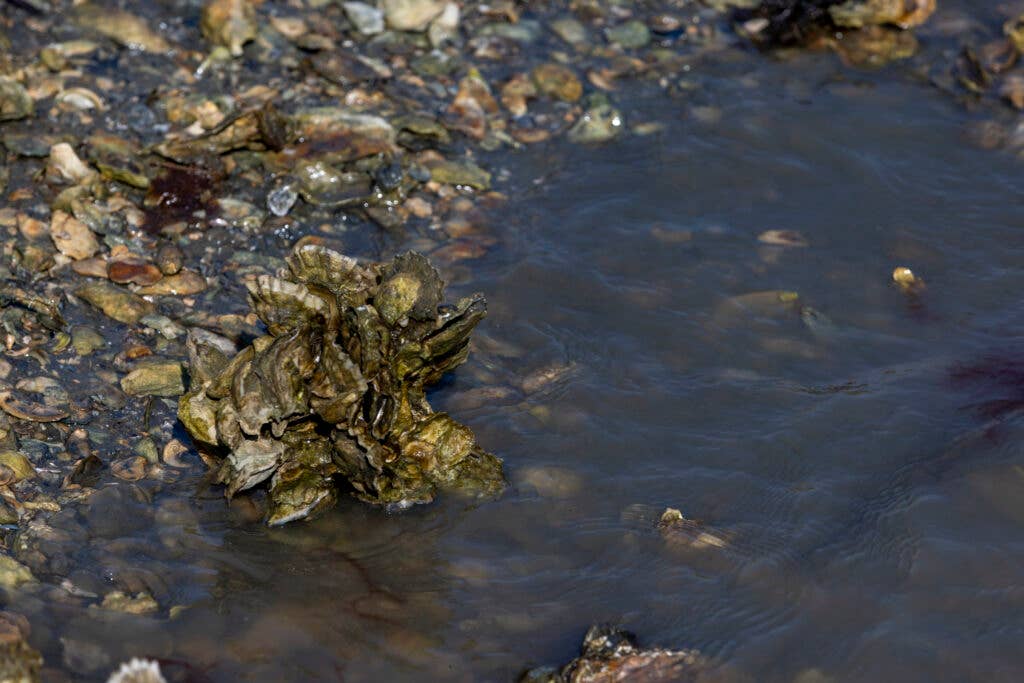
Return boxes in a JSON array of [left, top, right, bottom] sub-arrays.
[[177, 244, 504, 523], [308, 338, 366, 424], [374, 252, 444, 326], [218, 437, 285, 498], [266, 434, 337, 525], [246, 276, 330, 335], [286, 244, 378, 306], [178, 389, 219, 446]]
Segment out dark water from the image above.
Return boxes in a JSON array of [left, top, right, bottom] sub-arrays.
[[13, 41, 1024, 683]]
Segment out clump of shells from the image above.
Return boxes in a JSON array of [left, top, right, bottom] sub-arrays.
[[178, 244, 504, 524]]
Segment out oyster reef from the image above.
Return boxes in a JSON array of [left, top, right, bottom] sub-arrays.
[[178, 244, 504, 524]]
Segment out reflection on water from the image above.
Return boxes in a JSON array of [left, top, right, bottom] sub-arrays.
[[16, 44, 1024, 683]]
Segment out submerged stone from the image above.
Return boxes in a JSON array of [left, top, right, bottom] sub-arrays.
[[177, 244, 504, 523], [343, 2, 385, 35], [0, 78, 33, 122], [75, 282, 154, 324]]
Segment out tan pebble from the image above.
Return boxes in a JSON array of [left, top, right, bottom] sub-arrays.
[[405, 197, 433, 218]]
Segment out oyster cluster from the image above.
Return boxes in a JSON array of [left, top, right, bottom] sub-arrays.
[[178, 244, 504, 524]]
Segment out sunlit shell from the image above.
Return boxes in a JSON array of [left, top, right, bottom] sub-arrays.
[[374, 251, 444, 326], [246, 275, 330, 335], [285, 244, 377, 304]]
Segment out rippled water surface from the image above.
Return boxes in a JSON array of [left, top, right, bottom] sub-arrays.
[[14, 36, 1024, 683]]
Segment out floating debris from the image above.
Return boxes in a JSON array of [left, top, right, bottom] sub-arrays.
[[178, 244, 504, 524]]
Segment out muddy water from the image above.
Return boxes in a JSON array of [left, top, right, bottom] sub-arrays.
[[11, 38, 1024, 683]]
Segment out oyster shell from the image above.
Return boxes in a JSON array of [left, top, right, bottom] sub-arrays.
[[177, 245, 504, 523]]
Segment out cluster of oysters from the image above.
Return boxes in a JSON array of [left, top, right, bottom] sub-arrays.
[[178, 244, 504, 524]]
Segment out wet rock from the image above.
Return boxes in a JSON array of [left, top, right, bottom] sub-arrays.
[[606, 20, 651, 49], [178, 244, 504, 523], [136, 270, 206, 296], [294, 161, 373, 208], [343, 2, 385, 35], [383, 0, 446, 32], [428, 2, 461, 47], [201, 0, 258, 56], [50, 211, 100, 261], [426, 159, 491, 189], [550, 18, 588, 45], [108, 259, 162, 286], [75, 282, 154, 325], [121, 361, 185, 398], [74, 5, 171, 53], [521, 625, 714, 683], [0, 77, 33, 122]]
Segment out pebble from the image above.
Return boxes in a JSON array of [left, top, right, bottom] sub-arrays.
[[120, 361, 185, 397], [76, 282, 155, 324], [343, 2, 385, 35]]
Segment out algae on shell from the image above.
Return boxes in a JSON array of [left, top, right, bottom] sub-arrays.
[[178, 244, 503, 524]]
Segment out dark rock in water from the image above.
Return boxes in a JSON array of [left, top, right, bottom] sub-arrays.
[[735, 0, 934, 46], [520, 625, 717, 683], [178, 244, 504, 524]]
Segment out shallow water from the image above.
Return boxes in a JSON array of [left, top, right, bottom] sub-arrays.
[[9, 9, 1024, 683]]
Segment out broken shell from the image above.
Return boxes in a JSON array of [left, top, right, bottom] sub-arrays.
[[47, 143, 96, 184], [51, 210, 100, 260], [55, 87, 106, 111]]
